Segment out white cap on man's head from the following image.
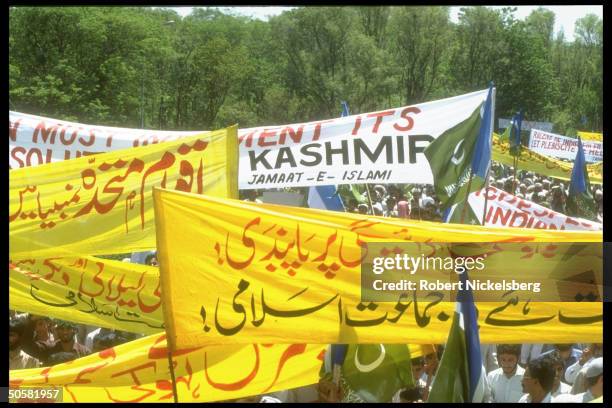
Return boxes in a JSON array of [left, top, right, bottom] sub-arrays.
[[585, 357, 603, 378]]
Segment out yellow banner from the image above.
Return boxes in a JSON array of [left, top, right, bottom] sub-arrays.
[[153, 188, 602, 349], [9, 256, 163, 334], [577, 131, 603, 142], [492, 133, 602, 183], [9, 333, 325, 403], [9, 126, 238, 260]]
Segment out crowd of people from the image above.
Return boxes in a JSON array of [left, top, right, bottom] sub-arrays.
[[242, 163, 603, 225], [340, 162, 603, 224]]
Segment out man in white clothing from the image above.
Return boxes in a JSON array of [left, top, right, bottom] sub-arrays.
[[519, 357, 555, 403], [542, 351, 572, 397], [554, 358, 602, 403], [487, 344, 525, 403], [565, 343, 602, 391]]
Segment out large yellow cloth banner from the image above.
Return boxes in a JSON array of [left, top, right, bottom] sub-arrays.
[[492, 133, 603, 183], [9, 126, 238, 260], [9, 257, 163, 334], [153, 189, 602, 350], [577, 131, 603, 142], [9, 333, 325, 403]]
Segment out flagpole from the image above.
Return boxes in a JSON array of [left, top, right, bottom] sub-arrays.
[[167, 351, 179, 403], [481, 168, 490, 226], [365, 184, 375, 215], [459, 172, 474, 224]]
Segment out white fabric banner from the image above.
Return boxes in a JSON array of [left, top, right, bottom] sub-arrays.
[[468, 186, 601, 231], [9, 111, 202, 169], [237, 89, 488, 188], [498, 118, 553, 132], [10, 89, 488, 188], [528, 128, 602, 163]]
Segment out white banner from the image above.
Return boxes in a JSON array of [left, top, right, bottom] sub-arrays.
[[529, 128, 602, 163], [468, 186, 601, 231], [9, 111, 203, 169], [238, 89, 488, 188], [498, 118, 553, 132], [10, 89, 488, 188]]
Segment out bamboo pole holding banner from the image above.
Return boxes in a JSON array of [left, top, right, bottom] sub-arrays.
[[167, 351, 179, 403]]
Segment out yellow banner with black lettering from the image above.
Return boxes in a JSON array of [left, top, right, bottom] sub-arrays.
[[577, 131, 603, 142], [153, 188, 602, 350], [9, 333, 325, 403], [492, 132, 602, 183], [9, 256, 163, 334], [9, 126, 238, 260]]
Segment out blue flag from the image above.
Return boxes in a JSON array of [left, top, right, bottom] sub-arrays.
[[567, 137, 597, 219], [307, 101, 350, 212], [308, 185, 345, 211], [458, 270, 485, 401], [509, 110, 523, 157], [470, 83, 493, 179]]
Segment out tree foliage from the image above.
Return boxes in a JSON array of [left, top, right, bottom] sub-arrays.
[[9, 6, 602, 133]]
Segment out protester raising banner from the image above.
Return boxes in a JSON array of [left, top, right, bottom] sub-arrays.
[[529, 129, 602, 162], [9, 332, 325, 403], [492, 132, 602, 183], [9, 257, 163, 334], [9, 126, 238, 260], [153, 188, 602, 350]]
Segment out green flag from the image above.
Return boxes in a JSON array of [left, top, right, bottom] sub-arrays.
[[341, 344, 413, 402], [427, 310, 470, 402], [443, 200, 481, 225], [424, 103, 485, 210], [350, 184, 368, 204]]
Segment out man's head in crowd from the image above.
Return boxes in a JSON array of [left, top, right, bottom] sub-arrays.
[[584, 357, 603, 398], [411, 357, 424, 381], [145, 253, 158, 267], [521, 357, 555, 400], [496, 344, 521, 376], [357, 204, 369, 214], [347, 198, 358, 213], [543, 351, 564, 391], [399, 387, 423, 403], [595, 189, 603, 203], [423, 349, 439, 376], [554, 344, 572, 361], [55, 320, 76, 344], [386, 197, 396, 212], [9, 318, 24, 351], [34, 317, 51, 339]]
